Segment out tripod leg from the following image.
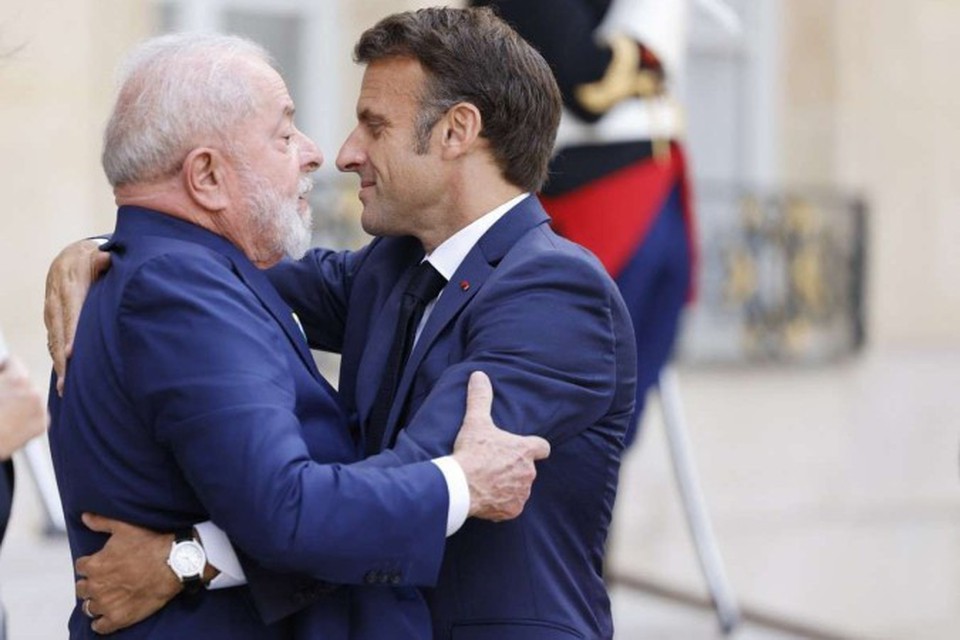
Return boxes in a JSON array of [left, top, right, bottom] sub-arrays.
[[657, 366, 740, 634]]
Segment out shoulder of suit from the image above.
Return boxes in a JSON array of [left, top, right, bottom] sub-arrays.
[[118, 233, 232, 265], [115, 240, 241, 299], [501, 225, 617, 289]]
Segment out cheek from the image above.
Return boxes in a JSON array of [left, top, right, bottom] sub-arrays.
[[376, 142, 409, 180], [408, 160, 438, 192]]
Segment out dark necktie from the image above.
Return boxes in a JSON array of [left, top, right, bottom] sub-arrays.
[[365, 261, 447, 455]]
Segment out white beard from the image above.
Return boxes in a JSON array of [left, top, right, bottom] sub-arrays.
[[244, 171, 314, 261]]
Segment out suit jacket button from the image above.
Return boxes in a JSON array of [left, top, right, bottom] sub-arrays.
[[364, 570, 379, 585], [389, 573, 401, 585]]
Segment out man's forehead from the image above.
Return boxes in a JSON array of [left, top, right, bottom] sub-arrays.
[[241, 57, 293, 105], [360, 57, 425, 95], [356, 58, 425, 113]]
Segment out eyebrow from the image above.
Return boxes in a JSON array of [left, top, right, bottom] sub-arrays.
[[357, 107, 387, 126], [274, 104, 296, 133]]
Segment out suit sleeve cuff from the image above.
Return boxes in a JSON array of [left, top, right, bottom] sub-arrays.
[[431, 456, 469, 536], [194, 521, 247, 589]]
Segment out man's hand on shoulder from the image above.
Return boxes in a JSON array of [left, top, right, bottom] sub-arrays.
[[44, 239, 111, 395], [452, 372, 550, 521]]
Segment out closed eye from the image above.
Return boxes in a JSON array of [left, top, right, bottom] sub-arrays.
[[358, 109, 388, 138]]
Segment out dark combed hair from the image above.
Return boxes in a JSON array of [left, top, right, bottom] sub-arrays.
[[355, 6, 562, 193]]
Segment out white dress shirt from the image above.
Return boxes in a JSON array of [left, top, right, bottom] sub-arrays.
[[415, 192, 529, 343], [201, 192, 531, 589]]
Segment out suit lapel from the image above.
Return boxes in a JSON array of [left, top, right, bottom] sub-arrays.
[[378, 196, 552, 449], [383, 251, 489, 442], [354, 262, 420, 437], [229, 257, 325, 383], [113, 207, 326, 383]]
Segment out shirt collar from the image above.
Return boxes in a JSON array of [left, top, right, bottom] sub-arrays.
[[425, 193, 530, 280]]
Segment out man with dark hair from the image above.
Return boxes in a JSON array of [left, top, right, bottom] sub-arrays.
[[294, 15, 634, 636], [48, 7, 635, 639]]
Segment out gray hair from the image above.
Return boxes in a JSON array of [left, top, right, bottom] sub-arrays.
[[102, 32, 274, 188]]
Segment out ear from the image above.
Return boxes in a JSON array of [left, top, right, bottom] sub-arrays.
[[182, 147, 230, 211], [439, 102, 483, 159]]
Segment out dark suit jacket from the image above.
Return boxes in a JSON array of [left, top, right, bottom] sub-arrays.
[[270, 195, 637, 639], [0, 460, 12, 546], [48, 207, 448, 639]]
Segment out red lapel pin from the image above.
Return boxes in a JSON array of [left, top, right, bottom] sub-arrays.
[[459, 280, 470, 291]]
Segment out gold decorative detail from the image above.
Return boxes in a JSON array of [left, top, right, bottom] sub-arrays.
[[784, 318, 811, 354], [791, 247, 825, 313], [725, 249, 757, 304], [652, 137, 670, 163], [574, 35, 663, 115], [785, 198, 819, 237]]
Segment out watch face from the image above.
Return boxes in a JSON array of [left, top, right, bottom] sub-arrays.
[[170, 541, 205, 577]]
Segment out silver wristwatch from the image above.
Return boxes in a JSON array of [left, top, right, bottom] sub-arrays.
[[167, 529, 206, 594]]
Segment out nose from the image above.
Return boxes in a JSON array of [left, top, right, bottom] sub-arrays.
[[299, 133, 323, 173], [336, 128, 364, 173]]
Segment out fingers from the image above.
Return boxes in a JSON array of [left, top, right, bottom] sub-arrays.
[[490, 460, 536, 522], [76, 575, 127, 634], [86, 598, 123, 635], [75, 555, 95, 582], [60, 285, 84, 377], [44, 263, 67, 383], [44, 239, 109, 394], [92, 249, 112, 278], [463, 371, 493, 424], [82, 597, 98, 619], [523, 435, 551, 461], [92, 617, 118, 635], [92, 616, 123, 635], [81, 512, 117, 534], [75, 576, 89, 599]]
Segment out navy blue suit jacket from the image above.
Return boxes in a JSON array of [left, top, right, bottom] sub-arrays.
[[48, 207, 449, 639], [0, 460, 12, 546], [270, 196, 637, 639]]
